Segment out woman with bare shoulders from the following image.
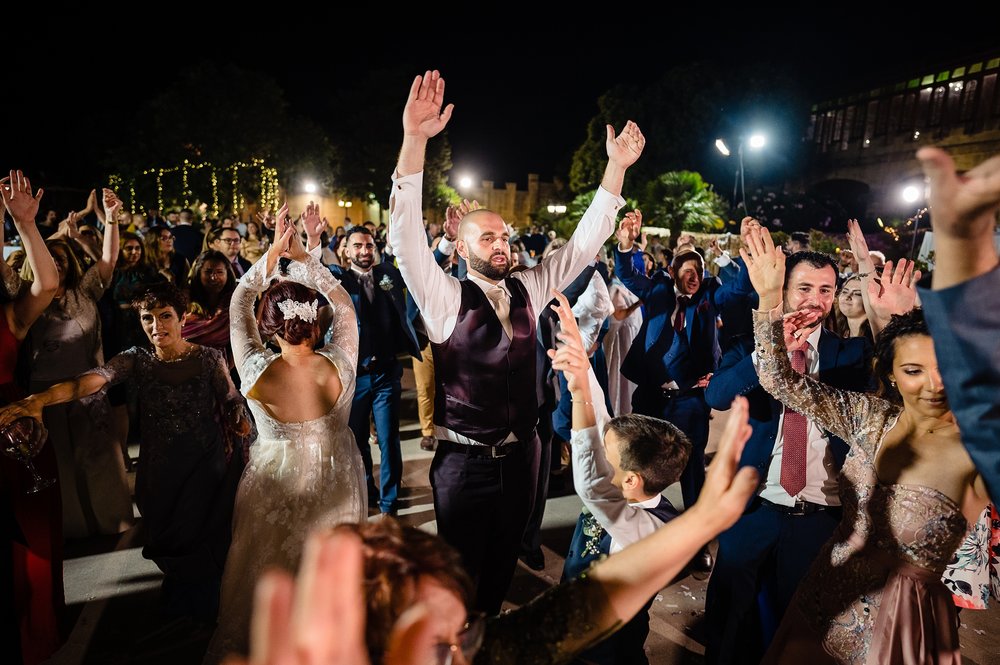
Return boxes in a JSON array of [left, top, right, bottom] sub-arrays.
[[204, 204, 365, 661]]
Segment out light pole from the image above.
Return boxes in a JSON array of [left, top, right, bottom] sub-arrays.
[[716, 133, 766, 213]]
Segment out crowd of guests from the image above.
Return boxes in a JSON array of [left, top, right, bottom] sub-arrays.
[[1, 69, 999, 665]]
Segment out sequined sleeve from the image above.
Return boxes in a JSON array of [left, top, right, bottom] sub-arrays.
[[230, 256, 279, 388], [0, 263, 21, 300], [753, 307, 894, 457], [85, 347, 138, 386], [283, 256, 358, 371], [476, 575, 617, 665]]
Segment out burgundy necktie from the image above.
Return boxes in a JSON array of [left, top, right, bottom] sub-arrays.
[[673, 296, 690, 333], [779, 349, 808, 497]]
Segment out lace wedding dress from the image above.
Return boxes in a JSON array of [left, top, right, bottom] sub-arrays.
[[204, 255, 366, 662]]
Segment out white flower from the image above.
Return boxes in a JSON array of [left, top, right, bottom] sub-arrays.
[[277, 298, 318, 323], [378, 275, 394, 292]]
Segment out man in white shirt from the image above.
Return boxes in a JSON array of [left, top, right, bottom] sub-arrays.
[[388, 70, 643, 614]]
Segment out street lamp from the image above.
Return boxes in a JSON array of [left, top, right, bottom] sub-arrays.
[[547, 204, 567, 214], [303, 180, 318, 194], [338, 199, 353, 223], [716, 133, 766, 213], [458, 175, 475, 190], [899, 184, 928, 259]]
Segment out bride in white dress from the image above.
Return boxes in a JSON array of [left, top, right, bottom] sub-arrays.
[[205, 205, 366, 661]]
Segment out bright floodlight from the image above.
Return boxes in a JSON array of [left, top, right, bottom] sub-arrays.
[[338, 200, 352, 208], [901, 185, 921, 204], [303, 181, 318, 194], [459, 175, 474, 189], [715, 139, 731, 156], [748, 134, 766, 150]]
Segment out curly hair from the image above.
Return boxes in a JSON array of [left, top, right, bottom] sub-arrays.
[[873, 307, 930, 404], [606, 414, 692, 494], [131, 281, 188, 317], [257, 280, 322, 346], [334, 519, 473, 660]]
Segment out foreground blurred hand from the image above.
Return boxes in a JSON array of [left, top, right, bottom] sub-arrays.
[[224, 530, 436, 665]]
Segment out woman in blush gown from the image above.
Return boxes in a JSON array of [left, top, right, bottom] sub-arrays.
[[205, 204, 366, 661], [742, 227, 987, 665]]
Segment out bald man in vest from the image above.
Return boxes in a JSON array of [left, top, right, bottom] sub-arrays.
[[389, 70, 644, 613]]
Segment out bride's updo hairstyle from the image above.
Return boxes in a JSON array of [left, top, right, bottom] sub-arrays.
[[258, 280, 322, 346]]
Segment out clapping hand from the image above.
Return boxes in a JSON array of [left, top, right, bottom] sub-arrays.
[[0, 170, 44, 224], [102, 188, 123, 223], [546, 289, 590, 396], [268, 203, 309, 266], [616, 209, 642, 252], [257, 208, 276, 231], [845, 219, 871, 268], [739, 225, 785, 310], [402, 70, 454, 140], [867, 258, 921, 324], [606, 120, 645, 169]]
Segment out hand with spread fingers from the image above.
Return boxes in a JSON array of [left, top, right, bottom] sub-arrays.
[[867, 258, 921, 330], [1, 170, 44, 224], [546, 289, 591, 397], [616, 209, 642, 252], [443, 199, 480, 242], [402, 69, 454, 140]]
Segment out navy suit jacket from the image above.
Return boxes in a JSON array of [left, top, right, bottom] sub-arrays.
[[921, 265, 1000, 499], [615, 248, 753, 391], [328, 263, 421, 360], [704, 328, 872, 484]]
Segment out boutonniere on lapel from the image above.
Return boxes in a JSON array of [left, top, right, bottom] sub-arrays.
[[378, 275, 394, 292]]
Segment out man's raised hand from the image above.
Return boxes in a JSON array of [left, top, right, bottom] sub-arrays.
[[606, 120, 645, 169], [402, 70, 454, 139], [0, 170, 44, 224], [739, 225, 785, 310], [616, 209, 642, 252], [302, 201, 326, 240]]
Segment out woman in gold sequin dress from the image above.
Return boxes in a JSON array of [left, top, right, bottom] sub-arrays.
[[741, 227, 989, 664]]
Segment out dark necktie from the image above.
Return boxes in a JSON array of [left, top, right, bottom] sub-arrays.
[[358, 272, 374, 302], [779, 349, 809, 497], [673, 295, 690, 333]]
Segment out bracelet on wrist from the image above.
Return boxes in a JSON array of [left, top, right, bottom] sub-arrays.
[[573, 400, 594, 405]]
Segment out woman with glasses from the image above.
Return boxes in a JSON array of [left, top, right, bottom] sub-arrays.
[[145, 225, 190, 287], [19, 188, 133, 540]]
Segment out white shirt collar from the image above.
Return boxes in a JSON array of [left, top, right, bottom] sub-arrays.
[[467, 272, 509, 297]]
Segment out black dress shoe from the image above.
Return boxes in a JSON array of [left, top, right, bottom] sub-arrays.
[[420, 436, 437, 451], [691, 547, 714, 573], [520, 548, 545, 571]]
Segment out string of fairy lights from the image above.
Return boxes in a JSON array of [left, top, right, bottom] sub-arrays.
[[111, 159, 280, 218]]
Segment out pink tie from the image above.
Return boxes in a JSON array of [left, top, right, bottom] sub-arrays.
[[779, 349, 808, 497]]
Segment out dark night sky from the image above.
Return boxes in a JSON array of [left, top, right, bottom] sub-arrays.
[[9, 16, 1000, 199]]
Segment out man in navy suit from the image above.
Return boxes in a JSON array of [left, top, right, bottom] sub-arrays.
[[702, 243, 871, 665], [307, 212, 421, 515], [613, 211, 752, 526], [917, 146, 1000, 500]]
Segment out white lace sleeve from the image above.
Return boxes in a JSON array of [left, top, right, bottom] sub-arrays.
[[230, 256, 280, 389], [282, 256, 358, 370]]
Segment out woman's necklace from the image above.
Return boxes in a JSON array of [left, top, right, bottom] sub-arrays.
[[157, 342, 197, 363]]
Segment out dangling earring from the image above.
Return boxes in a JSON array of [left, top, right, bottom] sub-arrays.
[[889, 379, 897, 387]]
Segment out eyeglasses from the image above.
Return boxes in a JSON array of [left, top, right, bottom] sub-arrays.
[[159, 234, 174, 241], [219, 237, 242, 245], [434, 613, 486, 665]]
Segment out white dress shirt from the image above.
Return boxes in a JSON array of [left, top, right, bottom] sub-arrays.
[[388, 171, 624, 344], [571, 368, 667, 553], [755, 324, 841, 507], [571, 268, 613, 353]]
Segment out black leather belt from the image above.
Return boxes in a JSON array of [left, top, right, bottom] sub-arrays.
[[437, 439, 520, 459], [759, 497, 836, 516]]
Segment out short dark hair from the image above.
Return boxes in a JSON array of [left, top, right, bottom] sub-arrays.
[[790, 231, 810, 245], [131, 282, 188, 316], [874, 308, 930, 404], [345, 227, 374, 243], [784, 250, 838, 289], [257, 280, 321, 346], [207, 226, 243, 245], [606, 414, 691, 494]]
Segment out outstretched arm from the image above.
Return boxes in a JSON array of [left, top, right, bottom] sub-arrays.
[[1, 170, 59, 338], [613, 210, 653, 299], [96, 188, 121, 285], [388, 71, 461, 343]]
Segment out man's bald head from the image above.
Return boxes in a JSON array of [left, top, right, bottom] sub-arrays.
[[456, 208, 512, 281]]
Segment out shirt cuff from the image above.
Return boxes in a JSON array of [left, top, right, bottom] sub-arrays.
[[593, 185, 627, 210], [437, 236, 455, 256], [390, 170, 424, 189], [570, 425, 601, 444], [713, 251, 732, 267]]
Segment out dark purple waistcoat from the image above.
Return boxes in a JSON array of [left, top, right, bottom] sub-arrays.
[[431, 278, 538, 446]]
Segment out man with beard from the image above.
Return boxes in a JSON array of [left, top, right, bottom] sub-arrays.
[[304, 205, 420, 516], [613, 210, 753, 573], [702, 250, 872, 665], [388, 70, 641, 614]]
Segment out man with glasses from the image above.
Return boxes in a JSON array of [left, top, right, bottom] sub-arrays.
[[209, 227, 250, 277]]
